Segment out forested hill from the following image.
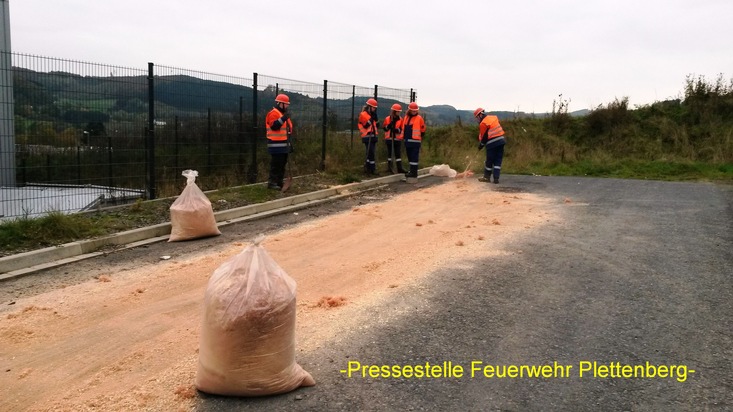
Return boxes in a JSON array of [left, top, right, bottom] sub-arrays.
[[12, 67, 586, 127], [421, 105, 517, 124], [420, 104, 589, 125]]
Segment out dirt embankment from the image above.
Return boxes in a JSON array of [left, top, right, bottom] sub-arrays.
[[0, 179, 557, 411]]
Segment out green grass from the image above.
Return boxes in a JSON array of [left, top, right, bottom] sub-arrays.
[[334, 171, 363, 184], [0, 212, 106, 252], [206, 185, 276, 205], [0, 171, 352, 256], [506, 157, 733, 182]]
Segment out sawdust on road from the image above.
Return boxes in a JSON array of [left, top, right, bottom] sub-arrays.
[[0, 178, 556, 411]]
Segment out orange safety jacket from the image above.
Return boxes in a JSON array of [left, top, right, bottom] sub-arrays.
[[478, 115, 505, 145], [382, 115, 404, 140], [266, 108, 293, 152], [401, 114, 426, 143], [358, 110, 378, 138]]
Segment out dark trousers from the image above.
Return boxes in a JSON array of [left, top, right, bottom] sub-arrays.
[[484, 144, 505, 180], [363, 136, 377, 173], [269, 153, 289, 186], [405, 142, 421, 177], [385, 139, 405, 172]]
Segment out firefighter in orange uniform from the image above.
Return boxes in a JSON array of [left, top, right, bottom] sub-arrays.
[[265, 94, 293, 190], [401, 102, 426, 183], [474, 107, 506, 183], [382, 103, 405, 174], [358, 98, 379, 175]]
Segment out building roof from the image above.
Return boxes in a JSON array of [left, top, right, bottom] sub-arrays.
[[1, 184, 144, 221]]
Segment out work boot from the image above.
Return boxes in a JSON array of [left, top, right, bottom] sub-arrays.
[[405, 165, 418, 180], [396, 160, 406, 174], [412, 165, 420, 176], [267, 182, 282, 190], [478, 175, 491, 183]]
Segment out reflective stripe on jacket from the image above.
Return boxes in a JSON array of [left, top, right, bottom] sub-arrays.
[[382, 115, 404, 140], [479, 115, 505, 143], [401, 114, 425, 143], [266, 107, 292, 152]]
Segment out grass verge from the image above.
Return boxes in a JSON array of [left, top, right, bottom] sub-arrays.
[[0, 172, 350, 257]]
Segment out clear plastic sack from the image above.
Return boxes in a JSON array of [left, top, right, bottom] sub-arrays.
[[429, 164, 458, 178], [168, 170, 221, 242], [195, 235, 315, 396]]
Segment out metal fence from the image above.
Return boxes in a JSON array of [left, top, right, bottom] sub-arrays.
[[0, 52, 415, 220]]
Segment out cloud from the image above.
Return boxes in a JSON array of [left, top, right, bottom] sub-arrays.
[[8, 0, 733, 112]]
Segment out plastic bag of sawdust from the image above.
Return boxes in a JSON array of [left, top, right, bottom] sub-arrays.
[[168, 170, 221, 242], [195, 235, 315, 396], [429, 164, 458, 178]]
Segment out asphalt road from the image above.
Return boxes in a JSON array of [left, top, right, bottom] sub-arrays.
[[196, 175, 733, 411]]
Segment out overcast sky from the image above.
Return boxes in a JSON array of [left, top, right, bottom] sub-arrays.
[[7, 0, 733, 113]]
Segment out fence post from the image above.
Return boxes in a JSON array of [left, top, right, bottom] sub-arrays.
[[238, 97, 244, 175], [321, 80, 327, 171], [351, 85, 355, 150], [0, 49, 17, 187], [207, 107, 212, 174], [174, 115, 179, 174], [248, 73, 258, 183], [147, 62, 156, 199], [107, 133, 113, 192], [374, 85, 379, 169]]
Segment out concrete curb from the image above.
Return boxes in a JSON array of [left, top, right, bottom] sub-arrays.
[[0, 171, 430, 280]]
